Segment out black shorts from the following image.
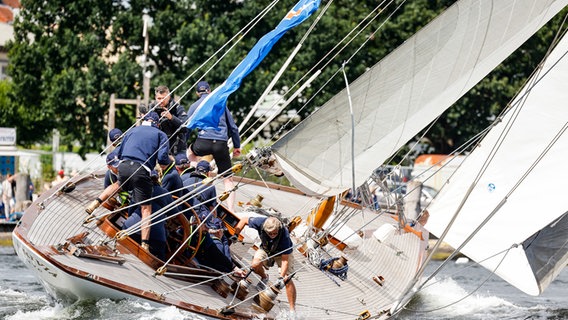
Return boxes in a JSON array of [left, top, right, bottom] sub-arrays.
[[117, 161, 153, 204], [190, 138, 232, 176]]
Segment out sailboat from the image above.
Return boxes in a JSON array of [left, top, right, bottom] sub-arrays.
[[11, 0, 568, 319]]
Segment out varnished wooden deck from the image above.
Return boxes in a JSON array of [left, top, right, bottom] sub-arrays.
[[13, 172, 429, 319]]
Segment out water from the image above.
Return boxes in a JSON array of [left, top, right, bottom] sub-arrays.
[[1, 246, 566, 320]]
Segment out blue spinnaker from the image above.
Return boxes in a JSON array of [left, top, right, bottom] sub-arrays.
[[187, 0, 320, 130]]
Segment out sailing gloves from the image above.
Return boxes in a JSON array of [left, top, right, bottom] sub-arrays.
[[229, 234, 239, 244]]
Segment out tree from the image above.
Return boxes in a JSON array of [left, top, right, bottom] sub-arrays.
[[6, 0, 566, 161], [8, 0, 140, 155], [0, 80, 16, 125]]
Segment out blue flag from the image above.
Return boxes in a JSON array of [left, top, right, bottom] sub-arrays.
[[187, 0, 321, 130]]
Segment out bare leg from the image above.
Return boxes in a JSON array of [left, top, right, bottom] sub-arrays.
[[223, 177, 235, 212], [286, 280, 297, 311], [139, 203, 152, 244]]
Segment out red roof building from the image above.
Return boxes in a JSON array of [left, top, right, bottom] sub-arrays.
[[0, 6, 13, 23], [0, 0, 19, 79]]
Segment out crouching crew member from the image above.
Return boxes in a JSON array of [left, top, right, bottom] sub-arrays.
[[233, 216, 297, 312]]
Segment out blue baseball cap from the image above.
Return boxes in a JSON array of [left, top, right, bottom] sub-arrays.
[[109, 128, 123, 142], [196, 81, 210, 93], [143, 111, 160, 123], [175, 153, 189, 166], [106, 151, 120, 168], [196, 160, 211, 174]]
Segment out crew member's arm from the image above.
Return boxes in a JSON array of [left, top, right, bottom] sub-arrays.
[[280, 253, 291, 278], [233, 216, 249, 236]]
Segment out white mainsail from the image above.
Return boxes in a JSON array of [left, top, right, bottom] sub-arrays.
[[426, 31, 568, 296], [272, 0, 568, 196]]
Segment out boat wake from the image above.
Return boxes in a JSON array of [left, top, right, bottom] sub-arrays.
[[400, 276, 561, 320], [4, 298, 203, 320]]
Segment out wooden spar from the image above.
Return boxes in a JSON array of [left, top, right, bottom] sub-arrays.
[[303, 196, 348, 251], [306, 196, 336, 230]]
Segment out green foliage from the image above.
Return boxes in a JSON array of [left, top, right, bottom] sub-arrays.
[[8, 0, 139, 156], [40, 153, 54, 182], [0, 80, 15, 125], [5, 0, 567, 162]]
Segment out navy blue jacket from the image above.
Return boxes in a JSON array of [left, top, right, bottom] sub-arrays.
[[159, 99, 187, 134], [159, 99, 188, 155], [160, 163, 184, 198], [116, 122, 170, 169], [181, 172, 217, 218], [187, 94, 241, 148], [104, 170, 118, 188]]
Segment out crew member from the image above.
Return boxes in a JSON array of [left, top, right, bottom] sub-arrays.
[[86, 112, 170, 252], [233, 216, 297, 312], [154, 85, 188, 157], [187, 81, 241, 211]]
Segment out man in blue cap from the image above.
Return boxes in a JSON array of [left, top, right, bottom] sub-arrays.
[[181, 159, 216, 220], [122, 170, 179, 260], [160, 155, 184, 198], [180, 159, 242, 274], [86, 112, 170, 252], [104, 151, 120, 188], [108, 128, 123, 147], [187, 81, 241, 211], [103, 151, 130, 208]]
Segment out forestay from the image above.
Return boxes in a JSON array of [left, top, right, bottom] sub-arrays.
[[427, 30, 568, 296], [272, 0, 568, 196]]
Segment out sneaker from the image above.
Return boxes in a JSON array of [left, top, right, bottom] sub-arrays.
[[289, 310, 297, 320], [256, 277, 269, 291]]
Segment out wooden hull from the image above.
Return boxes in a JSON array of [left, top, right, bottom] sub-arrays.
[[13, 172, 429, 319]]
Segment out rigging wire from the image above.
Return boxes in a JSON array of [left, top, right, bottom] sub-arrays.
[[407, 19, 568, 306], [141, 0, 281, 125], [46, 0, 282, 201], [386, 19, 568, 315], [342, 62, 356, 196], [238, 0, 333, 134], [417, 244, 517, 292], [244, 0, 399, 143]]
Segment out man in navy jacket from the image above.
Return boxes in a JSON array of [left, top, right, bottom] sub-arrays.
[[187, 81, 241, 211], [86, 112, 170, 252]]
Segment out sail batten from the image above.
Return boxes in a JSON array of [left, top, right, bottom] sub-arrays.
[[272, 0, 568, 196]]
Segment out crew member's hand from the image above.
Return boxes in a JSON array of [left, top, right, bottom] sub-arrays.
[[160, 110, 172, 120], [233, 148, 241, 157], [141, 242, 150, 251], [229, 234, 239, 244], [275, 276, 285, 288], [209, 228, 223, 238]]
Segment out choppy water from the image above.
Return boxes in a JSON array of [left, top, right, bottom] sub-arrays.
[[1, 245, 566, 320]]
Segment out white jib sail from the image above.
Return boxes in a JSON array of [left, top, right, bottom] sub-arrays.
[[272, 0, 568, 196], [427, 32, 568, 295]]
